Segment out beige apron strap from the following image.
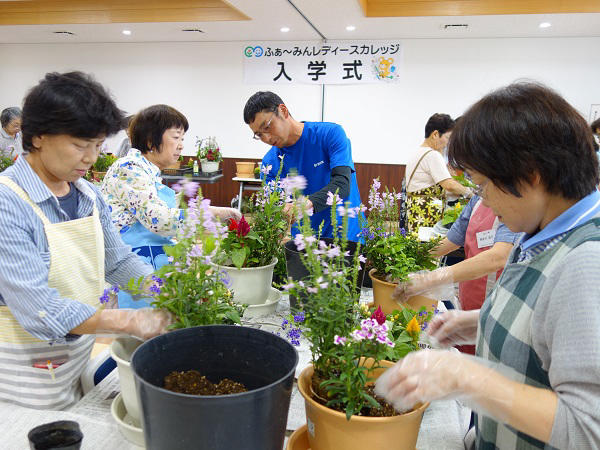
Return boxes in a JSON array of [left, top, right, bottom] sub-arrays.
[[407, 149, 435, 190], [0, 176, 51, 226]]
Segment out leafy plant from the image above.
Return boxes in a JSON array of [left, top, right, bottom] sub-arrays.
[[359, 178, 441, 283], [196, 136, 222, 162], [126, 183, 245, 328], [0, 155, 15, 172], [452, 173, 476, 189], [93, 153, 117, 172], [442, 200, 467, 225], [214, 162, 288, 269]]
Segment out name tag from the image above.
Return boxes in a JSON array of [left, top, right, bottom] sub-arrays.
[[476, 229, 495, 248]]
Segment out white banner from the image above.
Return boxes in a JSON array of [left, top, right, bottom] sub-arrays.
[[243, 40, 403, 85]]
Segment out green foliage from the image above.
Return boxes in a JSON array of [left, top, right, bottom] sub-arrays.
[[452, 173, 476, 188], [0, 155, 14, 172], [366, 232, 441, 283], [442, 200, 467, 225], [214, 162, 287, 269], [93, 153, 117, 172], [126, 193, 245, 329]]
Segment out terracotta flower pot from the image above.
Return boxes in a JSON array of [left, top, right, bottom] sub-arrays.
[[91, 170, 106, 181], [369, 268, 436, 315], [235, 161, 255, 177], [297, 362, 428, 450]]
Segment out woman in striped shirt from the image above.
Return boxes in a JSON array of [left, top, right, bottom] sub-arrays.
[[0, 71, 171, 410]]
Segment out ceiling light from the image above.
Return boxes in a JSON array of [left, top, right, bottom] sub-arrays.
[[346, 25, 356, 31], [280, 27, 290, 33], [122, 30, 132, 35], [539, 22, 551, 28]]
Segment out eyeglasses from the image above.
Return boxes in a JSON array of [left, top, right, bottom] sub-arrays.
[[473, 178, 490, 198], [252, 111, 276, 140]]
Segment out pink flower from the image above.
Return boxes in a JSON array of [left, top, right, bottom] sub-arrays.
[[333, 335, 347, 345]]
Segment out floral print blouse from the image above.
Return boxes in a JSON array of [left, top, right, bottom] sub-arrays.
[[101, 148, 184, 237]]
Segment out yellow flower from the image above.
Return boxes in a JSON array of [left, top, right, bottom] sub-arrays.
[[406, 316, 420, 336]]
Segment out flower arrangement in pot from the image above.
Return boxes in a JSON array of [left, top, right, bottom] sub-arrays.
[[281, 190, 430, 450], [91, 152, 116, 181], [122, 186, 298, 450], [360, 179, 442, 315], [211, 163, 289, 305], [196, 136, 222, 173]]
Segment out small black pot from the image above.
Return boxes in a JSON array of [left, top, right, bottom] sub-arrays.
[[28, 420, 83, 450], [131, 325, 298, 450], [284, 237, 365, 309]]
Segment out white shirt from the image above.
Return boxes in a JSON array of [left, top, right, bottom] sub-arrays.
[[405, 146, 452, 192]]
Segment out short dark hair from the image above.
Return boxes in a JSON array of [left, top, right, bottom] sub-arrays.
[[1, 107, 21, 128], [448, 82, 599, 199], [424, 113, 454, 138], [591, 118, 600, 134], [21, 72, 123, 153], [243, 91, 284, 124], [129, 105, 188, 154]]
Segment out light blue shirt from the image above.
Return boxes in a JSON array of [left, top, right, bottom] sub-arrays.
[[446, 195, 521, 247], [0, 156, 152, 341], [518, 190, 600, 262]]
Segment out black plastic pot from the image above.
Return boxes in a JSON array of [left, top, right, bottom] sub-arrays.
[[28, 420, 83, 450], [284, 237, 366, 309], [131, 325, 298, 450]]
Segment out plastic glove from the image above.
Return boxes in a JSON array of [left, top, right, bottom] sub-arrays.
[[374, 349, 513, 423], [96, 308, 173, 340], [392, 267, 454, 303], [426, 309, 480, 348], [210, 206, 242, 221]]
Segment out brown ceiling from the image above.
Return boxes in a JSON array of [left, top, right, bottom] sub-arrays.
[[358, 0, 600, 17], [0, 0, 249, 25]]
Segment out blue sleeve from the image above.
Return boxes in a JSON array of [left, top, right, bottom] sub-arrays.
[[494, 223, 522, 245], [326, 125, 355, 172], [261, 147, 280, 184], [445, 196, 478, 246]]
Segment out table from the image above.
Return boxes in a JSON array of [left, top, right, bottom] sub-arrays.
[[0, 290, 469, 449], [161, 172, 223, 186], [232, 176, 262, 212]]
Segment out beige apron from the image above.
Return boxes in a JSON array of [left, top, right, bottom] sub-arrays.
[[0, 176, 104, 409]]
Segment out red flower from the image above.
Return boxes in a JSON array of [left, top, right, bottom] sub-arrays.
[[236, 216, 250, 237], [228, 219, 238, 231], [371, 306, 386, 325]]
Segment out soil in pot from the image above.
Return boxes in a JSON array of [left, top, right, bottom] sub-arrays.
[[164, 370, 247, 395], [310, 370, 400, 418]]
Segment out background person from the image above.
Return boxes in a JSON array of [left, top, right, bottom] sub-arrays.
[[0, 107, 24, 158], [244, 91, 363, 240], [101, 104, 240, 308], [0, 72, 171, 410], [376, 82, 600, 449], [405, 113, 472, 233], [393, 194, 521, 354]]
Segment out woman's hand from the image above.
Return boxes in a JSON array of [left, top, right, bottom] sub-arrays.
[[95, 308, 174, 340], [210, 206, 241, 221], [392, 267, 454, 303], [374, 349, 475, 412], [427, 309, 480, 347]]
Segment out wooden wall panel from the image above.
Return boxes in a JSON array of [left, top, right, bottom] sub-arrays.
[[200, 157, 406, 208], [0, 0, 249, 25], [359, 0, 600, 17]]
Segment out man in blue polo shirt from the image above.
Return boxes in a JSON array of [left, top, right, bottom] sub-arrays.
[[243, 91, 362, 241]]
